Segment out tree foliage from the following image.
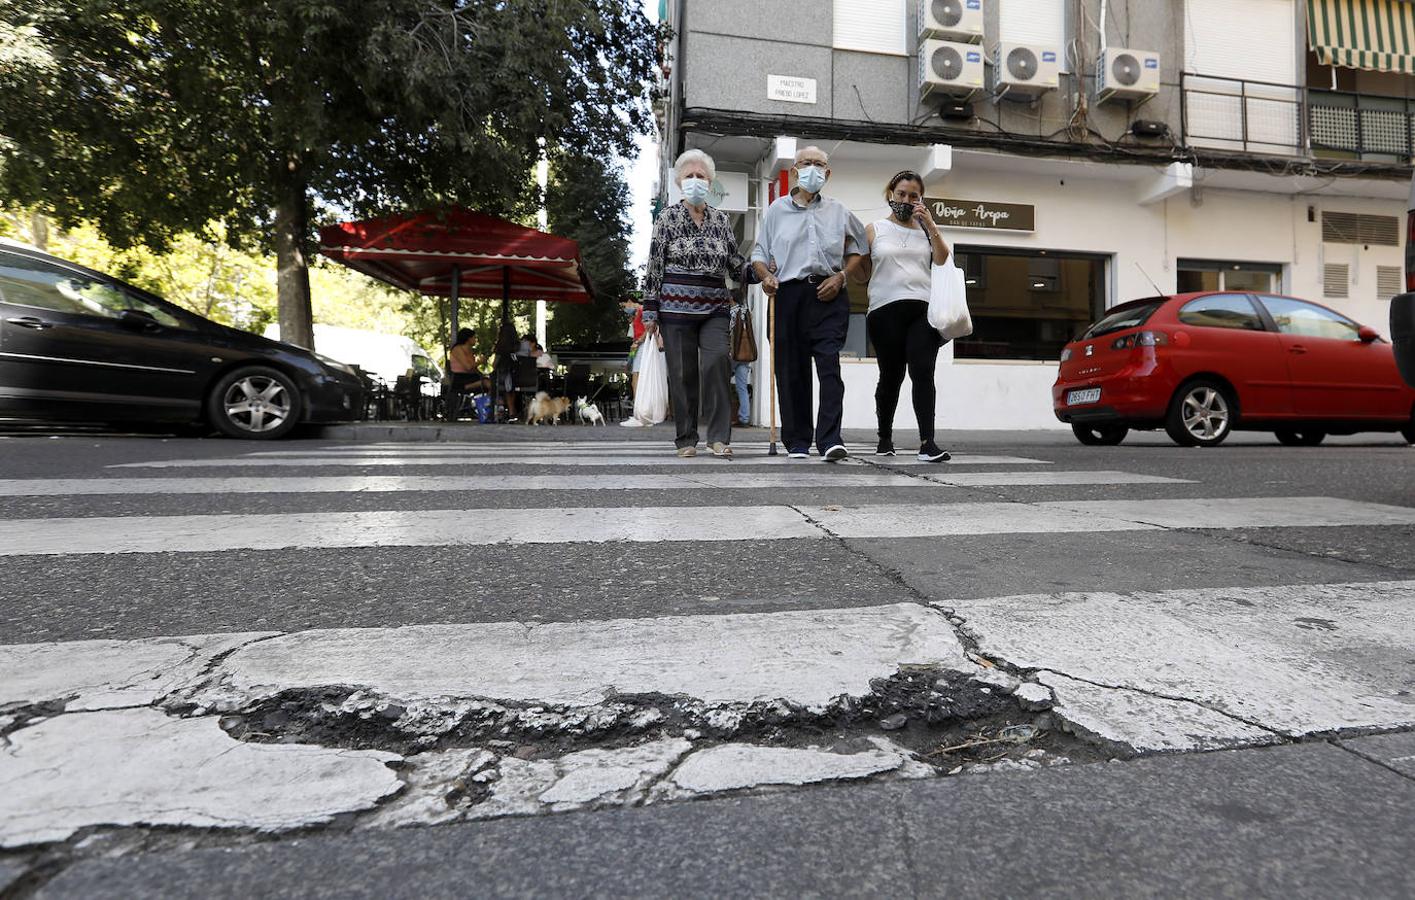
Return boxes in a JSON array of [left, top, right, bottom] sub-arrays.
[[0, 0, 661, 348], [545, 152, 638, 347]]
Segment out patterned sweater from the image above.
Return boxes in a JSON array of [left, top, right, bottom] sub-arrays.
[[642, 202, 749, 324]]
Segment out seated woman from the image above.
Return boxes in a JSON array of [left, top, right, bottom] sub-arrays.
[[448, 328, 491, 394]]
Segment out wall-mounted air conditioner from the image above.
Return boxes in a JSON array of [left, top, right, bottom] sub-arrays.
[[920, 38, 985, 99], [1096, 47, 1160, 103], [919, 0, 984, 43], [993, 43, 1060, 98]]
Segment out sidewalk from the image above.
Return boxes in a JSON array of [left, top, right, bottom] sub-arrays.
[[36, 739, 1415, 899]]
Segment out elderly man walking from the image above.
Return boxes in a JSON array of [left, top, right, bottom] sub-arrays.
[[751, 146, 867, 462]]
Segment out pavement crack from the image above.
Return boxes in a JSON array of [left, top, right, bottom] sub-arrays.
[[1329, 738, 1415, 784]]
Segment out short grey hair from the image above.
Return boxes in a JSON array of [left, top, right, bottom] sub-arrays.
[[673, 149, 716, 185], [795, 145, 829, 165]]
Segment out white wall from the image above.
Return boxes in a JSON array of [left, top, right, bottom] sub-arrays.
[[742, 154, 1402, 432]]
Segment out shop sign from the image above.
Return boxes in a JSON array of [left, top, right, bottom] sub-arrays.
[[926, 197, 1035, 232], [767, 74, 817, 104]]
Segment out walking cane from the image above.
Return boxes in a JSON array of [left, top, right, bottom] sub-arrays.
[[767, 292, 779, 456]]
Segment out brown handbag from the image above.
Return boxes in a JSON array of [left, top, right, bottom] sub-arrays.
[[731, 303, 758, 363]]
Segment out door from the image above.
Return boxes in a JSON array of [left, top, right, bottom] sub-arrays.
[[1173, 293, 1292, 417], [0, 253, 209, 420], [1255, 294, 1403, 419]]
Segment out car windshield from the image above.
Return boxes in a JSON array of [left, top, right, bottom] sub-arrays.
[[1081, 299, 1165, 339]]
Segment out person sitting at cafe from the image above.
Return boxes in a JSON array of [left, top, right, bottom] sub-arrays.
[[448, 328, 492, 394]]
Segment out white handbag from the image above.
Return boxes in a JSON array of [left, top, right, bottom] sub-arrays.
[[927, 256, 973, 341]]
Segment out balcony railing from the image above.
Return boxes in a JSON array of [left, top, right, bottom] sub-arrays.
[[1181, 72, 1415, 162]]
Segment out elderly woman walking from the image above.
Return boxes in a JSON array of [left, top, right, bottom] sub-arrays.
[[642, 149, 748, 458]]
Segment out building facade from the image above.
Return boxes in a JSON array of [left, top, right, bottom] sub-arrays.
[[653, 0, 1414, 430]]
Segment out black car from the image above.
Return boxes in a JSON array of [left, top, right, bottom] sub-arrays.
[[0, 243, 362, 438]]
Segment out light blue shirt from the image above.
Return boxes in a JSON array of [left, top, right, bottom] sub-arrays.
[[751, 191, 866, 282]]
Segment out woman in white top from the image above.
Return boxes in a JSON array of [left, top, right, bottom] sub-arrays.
[[855, 170, 952, 461]]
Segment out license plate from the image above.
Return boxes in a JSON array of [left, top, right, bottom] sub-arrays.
[[1067, 388, 1101, 406]]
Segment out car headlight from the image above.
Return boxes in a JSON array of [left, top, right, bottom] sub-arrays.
[[314, 353, 356, 376]]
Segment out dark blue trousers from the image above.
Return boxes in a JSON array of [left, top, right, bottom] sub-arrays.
[[773, 279, 848, 454]]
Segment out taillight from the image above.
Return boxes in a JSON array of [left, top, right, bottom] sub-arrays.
[[1060, 347, 1073, 362], [1111, 330, 1169, 350]]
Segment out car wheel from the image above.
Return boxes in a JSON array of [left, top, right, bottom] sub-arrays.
[[1165, 379, 1235, 447], [1071, 423, 1129, 446], [208, 366, 302, 440], [1275, 429, 1326, 447]]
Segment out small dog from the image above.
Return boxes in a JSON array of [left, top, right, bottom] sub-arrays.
[[526, 391, 571, 426], [575, 396, 605, 426]]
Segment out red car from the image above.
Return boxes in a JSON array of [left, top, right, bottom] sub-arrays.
[[1053, 291, 1415, 447]]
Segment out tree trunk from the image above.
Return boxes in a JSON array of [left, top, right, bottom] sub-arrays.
[[30, 212, 48, 252], [273, 178, 314, 350]]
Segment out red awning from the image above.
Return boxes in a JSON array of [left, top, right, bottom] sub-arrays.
[[318, 208, 593, 304]]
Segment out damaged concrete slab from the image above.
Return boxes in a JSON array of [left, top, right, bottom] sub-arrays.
[[185, 603, 971, 712], [1339, 731, 1415, 779], [0, 708, 402, 848], [661, 739, 922, 796], [0, 632, 274, 711], [943, 581, 1415, 749]]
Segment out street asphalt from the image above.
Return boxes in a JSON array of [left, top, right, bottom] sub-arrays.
[[1, 422, 1412, 897]]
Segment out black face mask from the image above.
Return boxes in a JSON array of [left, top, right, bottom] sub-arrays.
[[889, 200, 914, 222]]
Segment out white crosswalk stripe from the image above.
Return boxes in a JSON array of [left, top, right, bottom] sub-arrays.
[[3, 496, 1413, 556], [108, 453, 1052, 468]]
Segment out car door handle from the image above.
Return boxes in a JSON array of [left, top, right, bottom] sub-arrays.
[[1288, 344, 1308, 354], [5, 316, 52, 330]]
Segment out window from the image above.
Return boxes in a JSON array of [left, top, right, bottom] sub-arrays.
[[957, 248, 1105, 360], [832, 0, 906, 55], [1083, 300, 1165, 339], [1000, 0, 1068, 70], [1258, 295, 1361, 340], [1178, 294, 1265, 330], [0, 254, 190, 328], [1177, 260, 1282, 294]]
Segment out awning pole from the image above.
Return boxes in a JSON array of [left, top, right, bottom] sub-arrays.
[[450, 265, 462, 352], [501, 266, 511, 324]]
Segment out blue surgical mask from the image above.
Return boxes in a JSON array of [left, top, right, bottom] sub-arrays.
[[797, 165, 827, 193], [681, 176, 710, 205]]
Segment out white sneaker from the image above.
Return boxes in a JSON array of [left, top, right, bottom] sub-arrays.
[[787, 449, 809, 459], [823, 444, 849, 463], [620, 418, 645, 428]]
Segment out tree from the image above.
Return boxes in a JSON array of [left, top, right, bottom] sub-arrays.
[[0, 0, 661, 349], [545, 152, 638, 347]]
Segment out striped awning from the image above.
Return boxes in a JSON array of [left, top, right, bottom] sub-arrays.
[[1308, 0, 1415, 74]]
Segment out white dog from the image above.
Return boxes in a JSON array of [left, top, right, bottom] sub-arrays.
[[575, 396, 605, 426]]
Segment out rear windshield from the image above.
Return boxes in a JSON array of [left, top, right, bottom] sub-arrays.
[[1082, 299, 1166, 339]]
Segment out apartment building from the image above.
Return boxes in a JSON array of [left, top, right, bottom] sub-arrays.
[[653, 0, 1414, 429]]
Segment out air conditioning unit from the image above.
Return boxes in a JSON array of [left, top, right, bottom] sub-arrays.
[[919, 38, 986, 99], [993, 43, 1060, 98], [919, 0, 983, 43], [1096, 47, 1160, 102]]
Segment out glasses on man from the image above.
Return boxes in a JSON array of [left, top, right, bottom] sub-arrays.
[[793, 160, 827, 169]]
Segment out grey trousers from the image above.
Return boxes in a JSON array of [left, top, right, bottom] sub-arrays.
[[662, 315, 732, 448]]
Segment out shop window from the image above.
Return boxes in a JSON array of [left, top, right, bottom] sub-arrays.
[[954, 249, 1105, 361], [1176, 260, 1281, 294]]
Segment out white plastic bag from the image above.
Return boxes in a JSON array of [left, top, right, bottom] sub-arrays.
[[633, 336, 669, 424], [927, 256, 973, 341]]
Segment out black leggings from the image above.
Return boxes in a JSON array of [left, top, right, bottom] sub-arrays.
[[866, 299, 943, 442]]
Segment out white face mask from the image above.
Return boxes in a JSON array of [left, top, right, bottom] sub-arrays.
[[797, 164, 827, 193], [681, 176, 710, 205]]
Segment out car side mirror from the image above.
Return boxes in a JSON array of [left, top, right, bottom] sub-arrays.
[[119, 308, 160, 331], [1357, 325, 1380, 343]]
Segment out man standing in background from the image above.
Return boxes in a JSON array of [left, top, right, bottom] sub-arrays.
[[751, 146, 866, 462]]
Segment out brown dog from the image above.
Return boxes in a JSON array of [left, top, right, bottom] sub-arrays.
[[526, 391, 571, 425]]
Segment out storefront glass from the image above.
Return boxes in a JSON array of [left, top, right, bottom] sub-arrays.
[[1176, 260, 1282, 294]]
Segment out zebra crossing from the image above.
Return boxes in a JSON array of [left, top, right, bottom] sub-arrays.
[[3, 435, 1413, 852]]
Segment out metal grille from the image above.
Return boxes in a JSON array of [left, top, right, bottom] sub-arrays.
[[1321, 212, 1401, 246], [1310, 105, 1359, 151], [1323, 263, 1350, 298], [1378, 265, 1403, 300]]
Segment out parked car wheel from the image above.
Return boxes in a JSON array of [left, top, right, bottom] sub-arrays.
[[1165, 379, 1234, 447], [1071, 423, 1129, 446], [1275, 428, 1326, 446], [208, 366, 302, 440]]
